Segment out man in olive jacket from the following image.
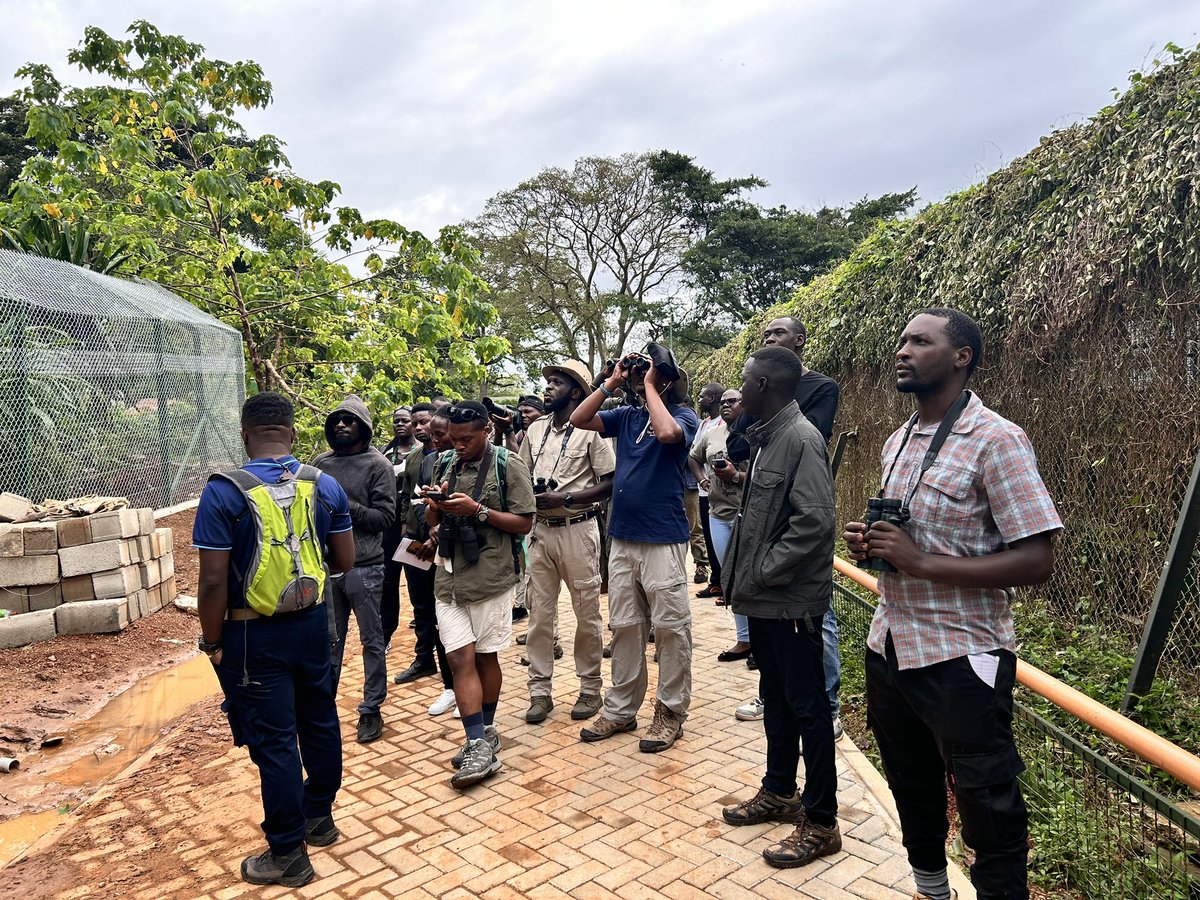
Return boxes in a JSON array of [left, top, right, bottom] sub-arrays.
[[720, 345, 841, 871]]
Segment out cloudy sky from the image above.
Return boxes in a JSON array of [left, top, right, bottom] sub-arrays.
[[2, 1, 1196, 236]]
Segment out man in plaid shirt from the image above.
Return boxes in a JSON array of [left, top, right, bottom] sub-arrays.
[[844, 308, 1061, 900]]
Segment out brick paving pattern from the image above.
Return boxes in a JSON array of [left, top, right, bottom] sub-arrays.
[[16, 580, 975, 899]]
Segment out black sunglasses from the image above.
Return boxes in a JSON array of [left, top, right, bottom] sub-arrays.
[[447, 405, 487, 424], [330, 413, 358, 425], [719, 398, 740, 406]]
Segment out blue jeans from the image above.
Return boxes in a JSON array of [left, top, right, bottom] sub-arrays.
[[709, 515, 746, 642], [823, 608, 842, 718], [330, 563, 387, 715], [216, 603, 342, 855]]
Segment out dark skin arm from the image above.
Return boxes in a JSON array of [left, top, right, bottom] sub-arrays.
[[536, 473, 614, 509], [424, 486, 534, 536], [842, 521, 1055, 587]]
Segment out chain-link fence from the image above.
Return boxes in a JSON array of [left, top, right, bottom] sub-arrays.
[[0, 248, 245, 509]]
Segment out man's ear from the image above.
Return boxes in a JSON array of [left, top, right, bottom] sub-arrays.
[[954, 346, 973, 372]]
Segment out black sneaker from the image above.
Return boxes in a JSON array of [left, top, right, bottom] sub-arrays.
[[304, 815, 340, 847], [356, 711, 383, 743], [394, 660, 437, 684], [241, 845, 314, 887]]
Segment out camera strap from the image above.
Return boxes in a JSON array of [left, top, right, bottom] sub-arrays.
[[531, 419, 574, 480], [447, 445, 494, 504], [879, 390, 972, 505]]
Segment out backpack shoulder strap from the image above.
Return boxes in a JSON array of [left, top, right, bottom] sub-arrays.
[[293, 464, 322, 483], [210, 468, 265, 494], [493, 447, 510, 512]]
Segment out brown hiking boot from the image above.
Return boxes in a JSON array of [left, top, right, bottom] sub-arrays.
[[638, 700, 683, 753], [762, 818, 842, 868], [722, 786, 807, 826], [579, 715, 637, 742]]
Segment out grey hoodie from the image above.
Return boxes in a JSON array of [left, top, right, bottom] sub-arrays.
[[312, 395, 396, 567]]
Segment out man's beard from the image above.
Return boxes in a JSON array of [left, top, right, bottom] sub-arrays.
[[329, 433, 359, 450], [544, 393, 571, 413]]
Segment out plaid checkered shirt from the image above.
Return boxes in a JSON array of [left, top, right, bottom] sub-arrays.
[[866, 392, 1062, 670]]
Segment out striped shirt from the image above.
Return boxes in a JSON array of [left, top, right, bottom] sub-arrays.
[[866, 392, 1062, 670]]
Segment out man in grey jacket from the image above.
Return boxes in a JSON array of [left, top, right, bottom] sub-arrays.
[[720, 346, 841, 870], [313, 395, 396, 743]]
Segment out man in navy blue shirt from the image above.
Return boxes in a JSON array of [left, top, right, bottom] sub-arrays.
[[194, 392, 355, 888], [571, 350, 699, 753]]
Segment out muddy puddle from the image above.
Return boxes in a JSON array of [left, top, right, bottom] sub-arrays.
[[0, 653, 218, 866]]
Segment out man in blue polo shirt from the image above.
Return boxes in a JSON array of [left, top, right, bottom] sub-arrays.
[[570, 347, 699, 753], [194, 392, 355, 888]]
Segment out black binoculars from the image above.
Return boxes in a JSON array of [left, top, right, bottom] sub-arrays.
[[858, 497, 912, 574]]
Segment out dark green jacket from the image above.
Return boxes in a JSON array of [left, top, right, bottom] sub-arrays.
[[722, 400, 835, 622]]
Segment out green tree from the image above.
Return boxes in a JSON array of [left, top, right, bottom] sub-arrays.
[[0, 95, 37, 198], [471, 152, 690, 380], [1, 20, 502, 415]]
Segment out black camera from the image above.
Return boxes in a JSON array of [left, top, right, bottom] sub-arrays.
[[438, 515, 481, 565], [533, 477, 559, 495], [713, 458, 729, 470], [858, 497, 911, 574], [482, 397, 525, 431]]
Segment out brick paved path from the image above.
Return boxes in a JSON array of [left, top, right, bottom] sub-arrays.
[[8, 582, 974, 899]]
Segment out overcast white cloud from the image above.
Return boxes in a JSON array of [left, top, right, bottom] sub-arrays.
[[1, 0, 1196, 235]]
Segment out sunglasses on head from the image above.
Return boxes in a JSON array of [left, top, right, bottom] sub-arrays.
[[446, 405, 487, 424]]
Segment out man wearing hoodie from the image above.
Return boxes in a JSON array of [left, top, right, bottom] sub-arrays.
[[313, 395, 396, 743]]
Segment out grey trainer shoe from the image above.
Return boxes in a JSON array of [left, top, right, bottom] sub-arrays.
[[451, 737, 501, 788], [241, 845, 314, 887], [452, 725, 499, 768], [722, 787, 807, 826], [735, 697, 764, 721], [638, 700, 683, 753], [525, 696, 554, 724]]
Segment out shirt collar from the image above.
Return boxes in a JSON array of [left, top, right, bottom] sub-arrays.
[[913, 390, 981, 436], [748, 400, 799, 447]]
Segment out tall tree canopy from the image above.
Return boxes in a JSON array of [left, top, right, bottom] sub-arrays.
[[471, 152, 690, 380], [1, 21, 502, 414]]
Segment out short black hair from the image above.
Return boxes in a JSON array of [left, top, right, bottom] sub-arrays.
[[701, 382, 725, 395], [430, 408, 450, 423], [773, 315, 807, 340], [411, 402, 436, 415], [241, 391, 294, 428], [918, 307, 984, 379], [749, 345, 804, 393]]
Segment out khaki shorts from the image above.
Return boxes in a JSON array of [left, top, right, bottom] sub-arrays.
[[436, 587, 515, 654]]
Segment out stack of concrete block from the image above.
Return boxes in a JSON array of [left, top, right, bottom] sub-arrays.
[[0, 520, 63, 647], [0, 506, 178, 648], [56, 508, 177, 636]]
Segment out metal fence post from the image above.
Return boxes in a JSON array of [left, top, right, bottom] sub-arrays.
[[1122, 451, 1200, 712], [153, 319, 171, 507]]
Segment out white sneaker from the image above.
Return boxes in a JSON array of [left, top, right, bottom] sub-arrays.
[[429, 689, 457, 716], [452, 706, 461, 719], [735, 697, 765, 721]]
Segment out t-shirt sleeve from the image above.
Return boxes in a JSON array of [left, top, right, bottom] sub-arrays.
[[802, 381, 839, 444], [597, 406, 626, 439], [588, 430, 616, 477], [503, 454, 538, 515], [192, 480, 236, 551], [674, 407, 699, 447], [981, 426, 1063, 544], [317, 474, 354, 534]]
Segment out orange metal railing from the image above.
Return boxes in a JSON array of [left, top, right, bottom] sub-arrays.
[[832, 556, 1200, 792]]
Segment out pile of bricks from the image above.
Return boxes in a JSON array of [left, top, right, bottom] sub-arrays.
[[0, 506, 177, 649]]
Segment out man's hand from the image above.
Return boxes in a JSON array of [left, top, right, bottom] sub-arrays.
[[842, 521, 870, 561], [712, 462, 737, 483], [861, 521, 927, 576], [412, 538, 437, 562], [434, 491, 485, 517], [646, 357, 667, 395], [490, 410, 514, 433], [205, 648, 223, 667], [535, 490, 568, 510]]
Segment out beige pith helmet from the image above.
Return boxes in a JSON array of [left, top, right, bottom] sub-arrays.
[[542, 359, 594, 396]]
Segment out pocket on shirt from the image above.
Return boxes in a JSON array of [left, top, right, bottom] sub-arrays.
[[921, 464, 976, 525]]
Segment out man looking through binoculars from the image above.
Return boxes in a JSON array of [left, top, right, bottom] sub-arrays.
[[570, 345, 699, 754]]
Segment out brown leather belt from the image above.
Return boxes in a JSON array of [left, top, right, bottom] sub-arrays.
[[226, 601, 323, 621], [536, 508, 600, 528]]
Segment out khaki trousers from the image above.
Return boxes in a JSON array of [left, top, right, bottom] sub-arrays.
[[604, 538, 692, 722], [684, 488, 708, 568], [526, 518, 604, 698]]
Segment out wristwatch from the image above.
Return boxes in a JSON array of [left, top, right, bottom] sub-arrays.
[[198, 636, 221, 656], [563, 493, 575, 508], [475, 504, 491, 524]]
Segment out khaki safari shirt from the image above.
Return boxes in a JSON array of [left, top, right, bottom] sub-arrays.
[[518, 416, 616, 517], [689, 421, 744, 520], [433, 448, 536, 604]]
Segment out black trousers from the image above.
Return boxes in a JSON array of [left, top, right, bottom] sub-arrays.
[[403, 561, 452, 689], [381, 527, 404, 646], [748, 615, 838, 828], [866, 635, 1028, 900], [698, 496, 720, 586]]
